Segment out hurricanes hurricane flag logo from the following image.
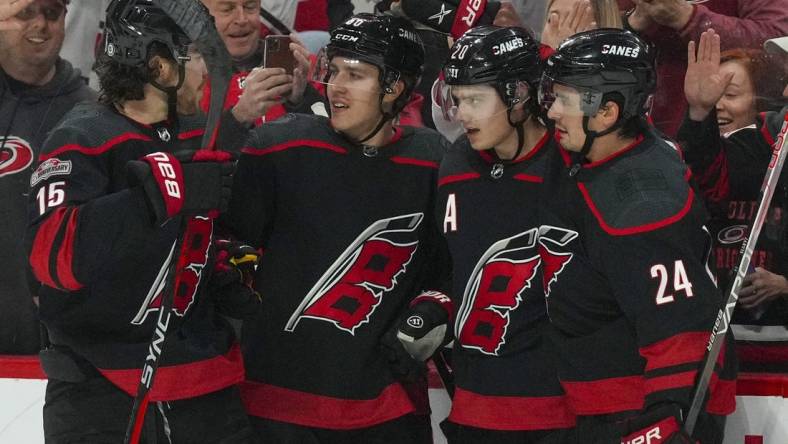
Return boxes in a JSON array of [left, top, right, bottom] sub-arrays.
[[537, 225, 578, 296], [0, 136, 34, 178], [131, 216, 213, 325], [456, 229, 541, 355], [285, 214, 423, 334]]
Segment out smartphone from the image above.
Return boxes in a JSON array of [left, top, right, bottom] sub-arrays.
[[263, 35, 296, 74]]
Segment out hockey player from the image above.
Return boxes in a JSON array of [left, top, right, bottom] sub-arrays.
[[434, 25, 575, 443], [223, 13, 452, 442], [537, 28, 736, 443], [26, 0, 256, 442]]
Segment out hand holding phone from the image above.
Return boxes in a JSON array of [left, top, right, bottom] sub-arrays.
[[263, 35, 296, 74]]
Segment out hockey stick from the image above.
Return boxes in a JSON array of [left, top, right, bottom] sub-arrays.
[[684, 111, 788, 435], [432, 347, 455, 398], [123, 1, 233, 443], [260, 7, 292, 35]]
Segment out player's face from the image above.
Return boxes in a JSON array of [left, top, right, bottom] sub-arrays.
[[176, 48, 208, 115], [202, 0, 259, 60], [716, 60, 757, 135], [451, 84, 516, 151], [546, 83, 589, 152], [326, 57, 387, 141], [0, 0, 65, 73]]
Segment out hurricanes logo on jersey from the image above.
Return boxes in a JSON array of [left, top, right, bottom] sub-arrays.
[[537, 225, 578, 296], [131, 216, 213, 325], [285, 214, 423, 335], [0, 136, 34, 178], [456, 229, 541, 356]]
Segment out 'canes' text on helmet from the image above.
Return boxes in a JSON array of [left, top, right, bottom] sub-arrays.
[[443, 25, 542, 108], [542, 28, 656, 119]]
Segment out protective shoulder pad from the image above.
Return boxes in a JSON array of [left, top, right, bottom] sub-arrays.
[[580, 137, 694, 236], [395, 126, 451, 165], [41, 103, 135, 155], [249, 113, 337, 149]]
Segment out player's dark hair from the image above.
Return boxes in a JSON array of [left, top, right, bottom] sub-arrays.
[[601, 92, 647, 138], [94, 42, 174, 106]]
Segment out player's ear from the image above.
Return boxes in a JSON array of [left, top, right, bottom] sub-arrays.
[[382, 79, 406, 105], [148, 55, 177, 87], [596, 100, 621, 130]]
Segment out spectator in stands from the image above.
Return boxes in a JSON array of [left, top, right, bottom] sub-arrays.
[[714, 48, 784, 135], [679, 30, 788, 370], [0, 0, 95, 354], [200, 0, 325, 126], [623, 0, 788, 137]]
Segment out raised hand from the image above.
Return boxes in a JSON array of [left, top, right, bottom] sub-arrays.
[[0, 0, 33, 30], [287, 34, 312, 105], [541, 0, 596, 50], [684, 29, 734, 121]]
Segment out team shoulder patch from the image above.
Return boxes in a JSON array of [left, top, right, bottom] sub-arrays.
[[30, 158, 72, 186]]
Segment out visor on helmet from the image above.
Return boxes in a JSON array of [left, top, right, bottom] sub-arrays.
[[312, 46, 402, 95], [538, 74, 605, 117], [436, 79, 530, 124]]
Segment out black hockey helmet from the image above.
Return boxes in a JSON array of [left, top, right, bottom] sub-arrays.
[[103, 0, 192, 68], [315, 13, 425, 143], [442, 25, 542, 108], [325, 13, 425, 88], [539, 28, 656, 119]]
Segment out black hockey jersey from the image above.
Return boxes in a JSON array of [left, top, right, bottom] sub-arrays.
[[436, 133, 574, 430], [224, 114, 450, 429], [677, 106, 788, 327], [27, 102, 250, 401], [538, 131, 737, 417]]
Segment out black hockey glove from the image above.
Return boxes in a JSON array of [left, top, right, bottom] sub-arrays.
[[381, 291, 453, 382], [618, 404, 696, 444], [127, 150, 235, 226], [399, 0, 501, 38], [209, 239, 262, 319]]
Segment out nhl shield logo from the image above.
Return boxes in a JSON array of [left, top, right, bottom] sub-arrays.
[[157, 128, 172, 142]]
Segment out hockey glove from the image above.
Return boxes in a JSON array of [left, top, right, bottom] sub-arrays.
[[127, 150, 235, 226], [619, 404, 696, 444], [380, 291, 453, 382], [209, 239, 262, 319], [399, 0, 501, 38]]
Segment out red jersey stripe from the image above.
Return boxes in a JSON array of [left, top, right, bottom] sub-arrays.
[[41, 133, 153, 161], [448, 387, 575, 430], [29, 207, 69, 290], [240, 381, 415, 429]]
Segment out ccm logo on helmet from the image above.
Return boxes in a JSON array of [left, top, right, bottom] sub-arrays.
[[492, 37, 524, 56], [335, 33, 358, 42], [601, 44, 640, 58]]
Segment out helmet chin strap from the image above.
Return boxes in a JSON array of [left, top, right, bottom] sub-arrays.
[[488, 98, 531, 163], [150, 63, 185, 133], [348, 90, 394, 145], [568, 114, 621, 177]]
